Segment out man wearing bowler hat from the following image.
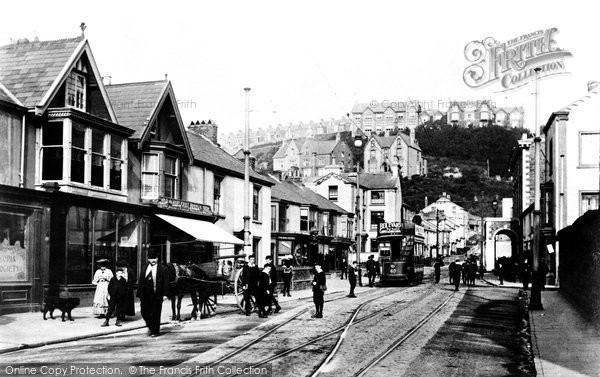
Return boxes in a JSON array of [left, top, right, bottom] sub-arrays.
[[137, 248, 170, 337]]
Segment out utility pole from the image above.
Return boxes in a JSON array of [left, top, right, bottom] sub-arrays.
[[354, 136, 364, 286], [243, 88, 252, 259], [435, 209, 440, 259], [530, 67, 544, 310]]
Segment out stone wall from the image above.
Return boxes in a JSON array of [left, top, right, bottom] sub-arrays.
[[558, 210, 600, 320]]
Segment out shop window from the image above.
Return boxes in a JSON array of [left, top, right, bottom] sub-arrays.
[[41, 122, 63, 180], [0, 211, 28, 282], [142, 154, 159, 199], [66, 207, 92, 284]]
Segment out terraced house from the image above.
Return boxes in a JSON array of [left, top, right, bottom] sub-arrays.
[[0, 34, 255, 313]]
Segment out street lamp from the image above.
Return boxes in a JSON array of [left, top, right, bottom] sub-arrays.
[[354, 135, 363, 286], [243, 88, 252, 259]]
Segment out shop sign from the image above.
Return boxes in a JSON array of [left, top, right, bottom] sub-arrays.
[[378, 222, 403, 236], [156, 197, 213, 216], [0, 240, 27, 281]]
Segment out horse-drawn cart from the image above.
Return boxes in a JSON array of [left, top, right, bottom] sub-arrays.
[[168, 262, 233, 320]]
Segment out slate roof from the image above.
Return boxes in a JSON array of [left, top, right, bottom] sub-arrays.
[[306, 140, 339, 155], [374, 135, 397, 148], [105, 81, 168, 139], [271, 181, 348, 214], [397, 132, 422, 151], [351, 102, 406, 114], [341, 173, 398, 190], [0, 37, 83, 108], [559, 88, 600, 112], [273, 141, 291, 159], [187, 131, 274, 186]]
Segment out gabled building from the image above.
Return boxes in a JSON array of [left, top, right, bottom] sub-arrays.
[[270, 180, 353, 271], [363, 133, 426, 178], [186, 130, 275, 262], [540, 82, 600, 286], [420, 194, 469, 256], [0, 35, 142, 312]]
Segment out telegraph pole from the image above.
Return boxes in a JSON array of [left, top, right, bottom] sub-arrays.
[[530, 67, 544, 310], [243, 88, 252, 259]]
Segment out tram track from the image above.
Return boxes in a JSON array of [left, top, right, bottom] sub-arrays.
[[201, 285, 439, 377], [313, 289, 457, 377]]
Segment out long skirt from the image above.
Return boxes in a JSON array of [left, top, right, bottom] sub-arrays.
[[92, 281, 110, 315]]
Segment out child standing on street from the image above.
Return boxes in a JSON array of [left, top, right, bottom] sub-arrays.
[[102, 268, 128, 327]]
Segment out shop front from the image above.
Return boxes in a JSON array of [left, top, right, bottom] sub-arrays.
[[0, 186, 51, 314]]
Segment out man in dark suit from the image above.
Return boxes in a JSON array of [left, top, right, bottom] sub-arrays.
[[348, 261, 357, 297], [241, 255, 260, 316], [257, 265, 271, 318], [366, 255, 378, 287], [264, 255, 281, 314], [137, 248, 170, 337]]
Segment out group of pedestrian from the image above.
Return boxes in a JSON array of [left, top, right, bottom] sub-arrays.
[[241, 255, 282, 318], [92, 259, 135, 328], [461, 260, 478, 287]]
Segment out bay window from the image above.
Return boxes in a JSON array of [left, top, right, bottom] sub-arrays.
[[110, 135, 124, 190], [91, 130, 105, 187], [142, 154, 159, 199], [41, 122, 63, 180], [164, 156, 179, 199], [71, 123, 86, 183]]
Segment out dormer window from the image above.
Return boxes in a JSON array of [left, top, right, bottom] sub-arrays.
[[67, 71, 86, 111]]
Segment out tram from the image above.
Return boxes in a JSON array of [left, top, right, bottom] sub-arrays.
[[377, 222, 425, 285]]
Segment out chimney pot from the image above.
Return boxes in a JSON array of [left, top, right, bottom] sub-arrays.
[[588, 81, 600, 92]]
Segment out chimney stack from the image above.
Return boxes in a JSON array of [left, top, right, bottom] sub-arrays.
[[588, 81, 600, 92], [188, 120, 219, 145]]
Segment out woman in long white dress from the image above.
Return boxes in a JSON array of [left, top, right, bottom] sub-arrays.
[[92, 260, 113, 317]]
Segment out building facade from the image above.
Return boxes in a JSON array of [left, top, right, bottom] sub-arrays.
[[540, 83, 600, 286], [363, 133, 426, 178]]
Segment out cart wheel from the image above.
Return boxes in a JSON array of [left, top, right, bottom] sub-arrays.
[[199, 293, 217, 319], [234, 269, 255, 313]]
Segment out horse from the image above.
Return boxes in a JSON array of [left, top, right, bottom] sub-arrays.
[[166, 263, 207, 321]]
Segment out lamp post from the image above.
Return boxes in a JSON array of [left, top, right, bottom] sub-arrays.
[[530, 66, 544, 310], [354, 135, 363, 287], [243, 88, 252, 259]]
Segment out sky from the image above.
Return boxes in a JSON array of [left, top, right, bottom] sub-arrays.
[[1, 0, 598, 136]]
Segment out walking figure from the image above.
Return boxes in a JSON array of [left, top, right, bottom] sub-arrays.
[[312, 263, 326, 318], [137, 248, 171, 337], [366, 255, 378, 287], [433, 259, 441, 284], [340, 258, 347, 279], [452, 260, 462, 291], [282, 259, 293, 297], [264, 255, 281, 314], [241, 255, 260, 316], [348, 261, 358, 297], [102, 268, 128, 327]]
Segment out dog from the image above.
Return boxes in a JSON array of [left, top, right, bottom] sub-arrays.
[[41, 297, 80, 321]]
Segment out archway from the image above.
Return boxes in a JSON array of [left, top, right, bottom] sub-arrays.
[[492, 228, 519, 280]]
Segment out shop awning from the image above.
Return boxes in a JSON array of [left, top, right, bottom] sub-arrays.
[[156, 214, 244, 245]]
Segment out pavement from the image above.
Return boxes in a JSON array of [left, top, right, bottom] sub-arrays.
[[484, 273, 600, 377], [0, 272, 372, 355], [2, 268, 599, 377]]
